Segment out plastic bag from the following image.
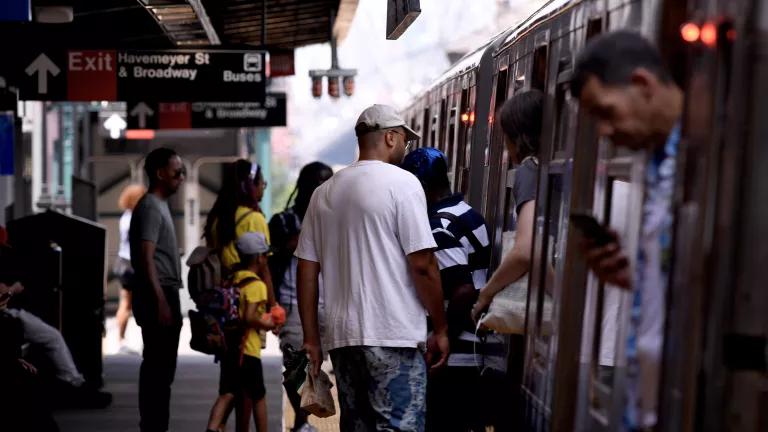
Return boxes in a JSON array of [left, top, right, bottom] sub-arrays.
[[299, 365, 336, 418]]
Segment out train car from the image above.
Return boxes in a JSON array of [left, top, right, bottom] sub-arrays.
[[403, 0, 767, 431]]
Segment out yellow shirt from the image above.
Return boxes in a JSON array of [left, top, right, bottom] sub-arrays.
[[214, 206, 271, 270], [234, 269, 268, 358]]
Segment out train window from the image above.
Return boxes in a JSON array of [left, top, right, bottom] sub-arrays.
[[532, 45, 549, 91], [422, 107, 430, 149], [431, 114, 438, 150], [447, 107, 457, 176], [588, 178, 631, 422], [439, 98, 448, 151], [586, 17, 603, 40], [456, 88, 470, 193]]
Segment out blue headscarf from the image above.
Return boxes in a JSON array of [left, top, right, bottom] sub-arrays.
[[400, 147, 448, 185]]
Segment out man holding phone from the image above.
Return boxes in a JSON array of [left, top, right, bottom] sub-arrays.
[[570, 31, 684, 430]]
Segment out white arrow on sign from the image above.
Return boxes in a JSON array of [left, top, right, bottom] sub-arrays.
[[104, 114, 127, 139], [130, 102, 155, 129], [25, 54, 61, 95]]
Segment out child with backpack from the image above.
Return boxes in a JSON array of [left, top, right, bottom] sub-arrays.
[[233, 232, 275, 432]]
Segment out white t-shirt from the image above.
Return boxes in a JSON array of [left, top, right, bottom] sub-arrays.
[[118, 210, 132, 260], [295, 160, 437, 351]]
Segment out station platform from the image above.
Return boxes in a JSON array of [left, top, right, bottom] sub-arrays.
[[53, 317, 341, 431]]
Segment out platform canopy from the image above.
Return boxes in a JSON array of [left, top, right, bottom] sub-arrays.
[[2, 0, 358, 48]]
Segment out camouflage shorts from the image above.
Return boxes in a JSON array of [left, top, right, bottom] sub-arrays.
[[330, 346, 427, 432]]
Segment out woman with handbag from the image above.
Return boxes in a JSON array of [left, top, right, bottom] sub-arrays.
[[471, 90, 544, 329]]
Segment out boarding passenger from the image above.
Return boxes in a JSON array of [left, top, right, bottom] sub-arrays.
[[570, 31, 684, 430], [114, 184, 146, 354], [471, 90, 544, 319], [296, 104, 449, 431], [203, 159, 276, 432], [269, 161, 333, 432], [232, 232, 275, 432], [470, 90, 544, 428], [402, 148, 509, 431], [129, 147, 185, 432]]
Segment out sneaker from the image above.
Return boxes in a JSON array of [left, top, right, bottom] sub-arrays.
[[294, 424, 318, 432], [118, 344, 140, 355]]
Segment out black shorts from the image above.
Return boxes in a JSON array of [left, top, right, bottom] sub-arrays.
[[218, 330, 244, 395], [240, 355, 266, 400]]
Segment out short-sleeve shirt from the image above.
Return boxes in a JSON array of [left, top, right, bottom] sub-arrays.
[[295, 160, 437, 351], [512, 157, 538, 216], [129, 193, 182, 289], [429, 194, 490, 296], [235, 269, 268, 358], [215, 206, 271, 271]]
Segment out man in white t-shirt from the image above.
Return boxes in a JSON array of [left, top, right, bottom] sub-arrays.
[[295, 104, 450, 431]]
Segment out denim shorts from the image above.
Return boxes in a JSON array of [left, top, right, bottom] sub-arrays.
[[330, 346, 426, 432]]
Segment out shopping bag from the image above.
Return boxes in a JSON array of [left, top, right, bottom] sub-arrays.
[[299, 365, 336, 418], [478, 231, 553, 334]]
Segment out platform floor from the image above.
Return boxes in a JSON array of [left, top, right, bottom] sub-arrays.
[[53, 317, 341, 432]]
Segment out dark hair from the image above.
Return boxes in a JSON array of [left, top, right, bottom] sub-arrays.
[[144, 148, 177, 187], [498, 89, 544, 159], [204, 159, 262, 248], [285, 161, 333, 219], [571, 31, 671, 98]]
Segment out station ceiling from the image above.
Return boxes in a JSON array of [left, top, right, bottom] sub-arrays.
[[3, 0, 358, 49]]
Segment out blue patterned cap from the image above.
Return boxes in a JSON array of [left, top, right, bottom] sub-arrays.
[[400, 147, 447, 185]]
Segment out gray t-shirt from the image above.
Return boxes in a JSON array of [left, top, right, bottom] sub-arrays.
[[129, 193, 182, 289], [512, 157, 538, 215]]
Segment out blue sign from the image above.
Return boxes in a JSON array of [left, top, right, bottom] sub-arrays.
[[0, 113, 14, 175], [0, 0, 31, 22]]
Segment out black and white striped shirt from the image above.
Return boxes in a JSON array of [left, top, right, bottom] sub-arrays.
[[429, 194, 506, 369]]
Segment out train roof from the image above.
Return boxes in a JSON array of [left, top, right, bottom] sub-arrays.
[[431, 34, 500, 84], [499, 0, 576, 49]]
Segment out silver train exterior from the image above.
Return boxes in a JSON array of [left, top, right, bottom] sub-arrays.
[[402, 0, 767, 431]]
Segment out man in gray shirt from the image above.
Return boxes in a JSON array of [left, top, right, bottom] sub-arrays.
[[129, 147, 185, 432]]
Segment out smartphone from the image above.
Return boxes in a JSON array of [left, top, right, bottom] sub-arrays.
[[569, 212, 615, 246]]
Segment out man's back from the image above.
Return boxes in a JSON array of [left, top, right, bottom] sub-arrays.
[[296, 160, 436, 350]]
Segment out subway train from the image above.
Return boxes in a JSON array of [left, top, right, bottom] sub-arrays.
[[402, 0, 767, 431]]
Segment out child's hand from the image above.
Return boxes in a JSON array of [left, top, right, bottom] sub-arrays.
[[260, 313, 276, 330]]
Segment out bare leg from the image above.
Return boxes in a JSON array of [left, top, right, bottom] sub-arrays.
[[116, 289, 132, 342], [206, 393, 235, 431], [237, 395, 253, 432], [252, 397, 268, 432]]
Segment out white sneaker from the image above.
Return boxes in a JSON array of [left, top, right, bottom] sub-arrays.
[[294, 424, 318, 432]]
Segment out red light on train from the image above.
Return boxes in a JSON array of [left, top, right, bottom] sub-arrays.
[[727, 28, 736, 42], [701, 22, 717, 47], [461, 112, 470, 123], [469, 112, 475, 125], [680, 22, 700, 43], [311, 76, 323, 98]]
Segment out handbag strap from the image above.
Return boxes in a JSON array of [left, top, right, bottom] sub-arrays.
[[435, 211, 483, 253]]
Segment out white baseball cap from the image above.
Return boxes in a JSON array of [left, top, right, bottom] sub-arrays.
[[355, 104, 420, 141], [235, 232, 271, 255]]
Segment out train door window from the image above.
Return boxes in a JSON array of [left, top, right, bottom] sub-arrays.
[[532, 45, 549, 92], [586, 17, 603, 41], [431, 114, 438, 149], [439, 98, 448, 152], [585, 156, 635, 427], [422, 108, 430, 149], [553, 53, 575, 158], [485, 67, 510, 246], [456, 88, 470, 193], [447, 107, 457, 178]]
